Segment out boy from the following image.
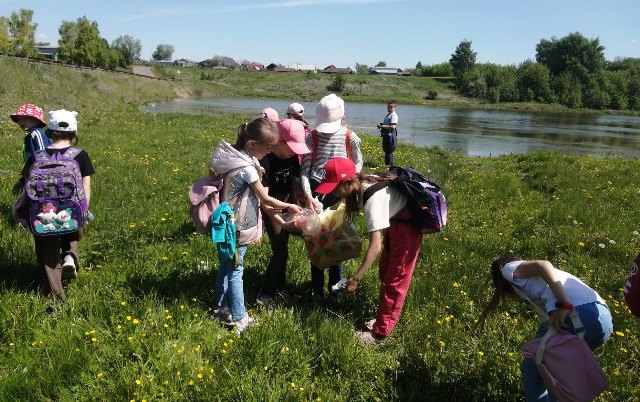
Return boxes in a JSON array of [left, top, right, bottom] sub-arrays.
[[10, 104, 50, 193], [377, 100, 398, 166]]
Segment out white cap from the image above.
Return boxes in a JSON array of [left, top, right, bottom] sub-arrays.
[[314, 94, 344, 133], [48, 109, 78, 132], [287, 102, 304, 116]]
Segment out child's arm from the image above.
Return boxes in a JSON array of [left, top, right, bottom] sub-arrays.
[[513, 260, 572, 331], [346, 230, 383, 292], [249, 180, 301, 215], [83, 176, 91, 208]]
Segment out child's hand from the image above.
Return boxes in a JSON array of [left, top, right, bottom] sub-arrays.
[[346, 278, 359, 293], [286, 203, 302, 214], [12, 180, 23, 195]]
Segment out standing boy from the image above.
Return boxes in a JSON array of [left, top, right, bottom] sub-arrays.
[[377, 100, 398, 166]]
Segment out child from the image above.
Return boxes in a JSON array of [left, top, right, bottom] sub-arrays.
[[209, 117, 302, 334], [300, 94, 363, 302], [256, 119, 311, 307], [314, 157, 422, 344], [286, 102, 310, 131], [376, 100, 398, 166], [475, 256, 613, 401], [10, 103, 51, 194], [20, 110, 94, 304], [260, 107, 280, 123]]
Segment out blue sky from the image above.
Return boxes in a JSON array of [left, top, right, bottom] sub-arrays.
[[2, 0, 638, 69]]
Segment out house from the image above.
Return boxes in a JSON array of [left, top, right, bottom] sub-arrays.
[[369, 67, 408, 76], [295, 63, 316, 72], [176, 58, 196, 67], [322, 65, 353, 74], [155, 60, 175, 67], [265, 63, 295, 72], [36, 45, 60, 61], [248, 62, 265, 70]]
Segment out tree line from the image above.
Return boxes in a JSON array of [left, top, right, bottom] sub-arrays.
[[0, 9, 174, 69], [419, 34, 640, 111]]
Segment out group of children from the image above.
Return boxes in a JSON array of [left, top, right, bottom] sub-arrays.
[[10, 96, 640, 400]]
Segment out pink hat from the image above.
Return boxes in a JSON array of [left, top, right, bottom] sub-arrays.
[[277, 119, 310, 155], [10, 103, 46, 127], [287, 102, 304, 116], [261, 107, 280, 122], [315, 94, 345, 133], [315, 157, 356, 194]]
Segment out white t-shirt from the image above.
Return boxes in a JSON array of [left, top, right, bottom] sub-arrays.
[[502, 260, 606, 313], [383, 111, 398, 125], [362, 182, 408, 232]]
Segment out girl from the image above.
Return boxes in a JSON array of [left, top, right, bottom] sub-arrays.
[[300, 94, 363, 302], [475, 255, 613, 402], [314, 157, 423, 344], [256, 119, 310, 308], [20, 109, 94, 304], [209, 118, 301, 334], [10, 103, 51, 194]]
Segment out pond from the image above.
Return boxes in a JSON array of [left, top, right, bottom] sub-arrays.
[[148, 97, 640, 158]]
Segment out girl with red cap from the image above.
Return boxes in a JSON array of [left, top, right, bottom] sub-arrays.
[[314, 156, 423, 344]]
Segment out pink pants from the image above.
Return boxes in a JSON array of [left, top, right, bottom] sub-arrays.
[[372, 208, 423, 337]]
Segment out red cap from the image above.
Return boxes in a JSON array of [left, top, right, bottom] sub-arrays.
[[315, 157, 356, 194], [10, 103, 46, 127]]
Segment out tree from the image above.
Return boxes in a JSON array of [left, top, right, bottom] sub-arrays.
[[450, 39, 476, 79], [0, 17, 11, 54], [152, 44, 174, 61], [535, 32, 605, 76], [516, 60, 553, 102], [58, 17, 115, 68], [354, 62, 369, 75], [375, 60, 387, 67], [111, 35, 141, 67], [8, 8, 38, 57]]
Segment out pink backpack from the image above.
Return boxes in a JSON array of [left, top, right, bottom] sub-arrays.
[[521, 311, 607, 402], [189, 176, 224, 234]]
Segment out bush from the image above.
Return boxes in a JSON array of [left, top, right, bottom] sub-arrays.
[[424, 91, 438, 100], [327, 73, 347, 92]]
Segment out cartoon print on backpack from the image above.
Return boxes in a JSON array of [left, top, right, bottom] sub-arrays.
[[32, 202, 80, 234]]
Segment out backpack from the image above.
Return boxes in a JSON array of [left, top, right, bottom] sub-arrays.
[[24, 148, 87, 236], [189, 175, 224, 235], [521, 311, 607, 402], [363, 166, 447, 234]]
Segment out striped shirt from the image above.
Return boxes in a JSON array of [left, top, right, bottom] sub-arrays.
[[300, 126, 363, 196]]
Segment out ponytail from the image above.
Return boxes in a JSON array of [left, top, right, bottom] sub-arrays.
[[233, 118, 278, 151]]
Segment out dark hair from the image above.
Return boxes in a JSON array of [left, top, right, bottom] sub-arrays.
[[45, 129, 78, 145], [342, 171, 396, 223], [473, 253, 521, 333], [388, 100, 397, 107], [233, 117, 278, 151]]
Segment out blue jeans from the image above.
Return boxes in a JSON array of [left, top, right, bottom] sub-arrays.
[[521, 302, 613, 402], [213, 245, 247, 320]]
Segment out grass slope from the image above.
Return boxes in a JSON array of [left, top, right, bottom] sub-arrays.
[[0, 57, 639, 401]]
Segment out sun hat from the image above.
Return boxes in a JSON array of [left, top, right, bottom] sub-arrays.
[[10, 104, 46, 127], [261, 107, 280, 123], [315, 94, 345, 133], [48, 109, 78, 132], [286, 102, 304, 116], [277, 119, 310, 155], [315, 157, 356, 194]]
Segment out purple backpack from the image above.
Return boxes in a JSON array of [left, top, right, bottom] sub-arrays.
[[25, 148, 87, 236]]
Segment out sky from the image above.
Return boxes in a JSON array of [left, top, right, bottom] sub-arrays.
[[2, 0, 639, 69]]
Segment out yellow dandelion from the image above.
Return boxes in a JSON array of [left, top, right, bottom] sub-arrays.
[[120, 301, 127, 306], [615, 331, 625, 337], [135, 379, 142, 385], [133, 319, 140, 325], [578, 241, 585, 247], [97, 372, 104, 378], [162, 256, 168, 261], [478, 351, 484, 357]]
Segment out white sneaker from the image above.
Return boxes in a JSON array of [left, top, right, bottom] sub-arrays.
[[233, 314, 255, 335], [61, 255, 77, 279]]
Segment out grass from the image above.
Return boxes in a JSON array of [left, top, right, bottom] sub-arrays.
[[0, 56, 639, 401]]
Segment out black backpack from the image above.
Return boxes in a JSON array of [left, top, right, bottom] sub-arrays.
[[362, 166, 447, 234]]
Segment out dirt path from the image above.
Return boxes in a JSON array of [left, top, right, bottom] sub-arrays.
[[132, 66, 155, 78]]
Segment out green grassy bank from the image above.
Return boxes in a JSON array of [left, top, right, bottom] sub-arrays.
[[0, 56, 639, 401]]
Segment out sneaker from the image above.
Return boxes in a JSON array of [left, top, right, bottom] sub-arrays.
[[256, 293, 274, 309], [61, 255, 77, 279], [355, 330, 384, 346], [232, 314, 255, 335], [207, 306, 232, 324]]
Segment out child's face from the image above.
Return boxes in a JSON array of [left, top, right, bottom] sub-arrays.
[[247, 140, 274, 160], [387, 104, 396, 112], [13, 116, 41, 131], [272, 141, 295, 159]]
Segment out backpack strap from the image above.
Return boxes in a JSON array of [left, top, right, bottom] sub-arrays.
[[62, 147, 82, 159], [345, 129, 352, 160], [34, 149, 51, 162], [362, 181, 392, 205]]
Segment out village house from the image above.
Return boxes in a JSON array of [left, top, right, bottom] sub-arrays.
[[369, 67, 410, 76], [175, 58, 197, 67], [35, 45, 60, 61], [322, 65, 353, 74]]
